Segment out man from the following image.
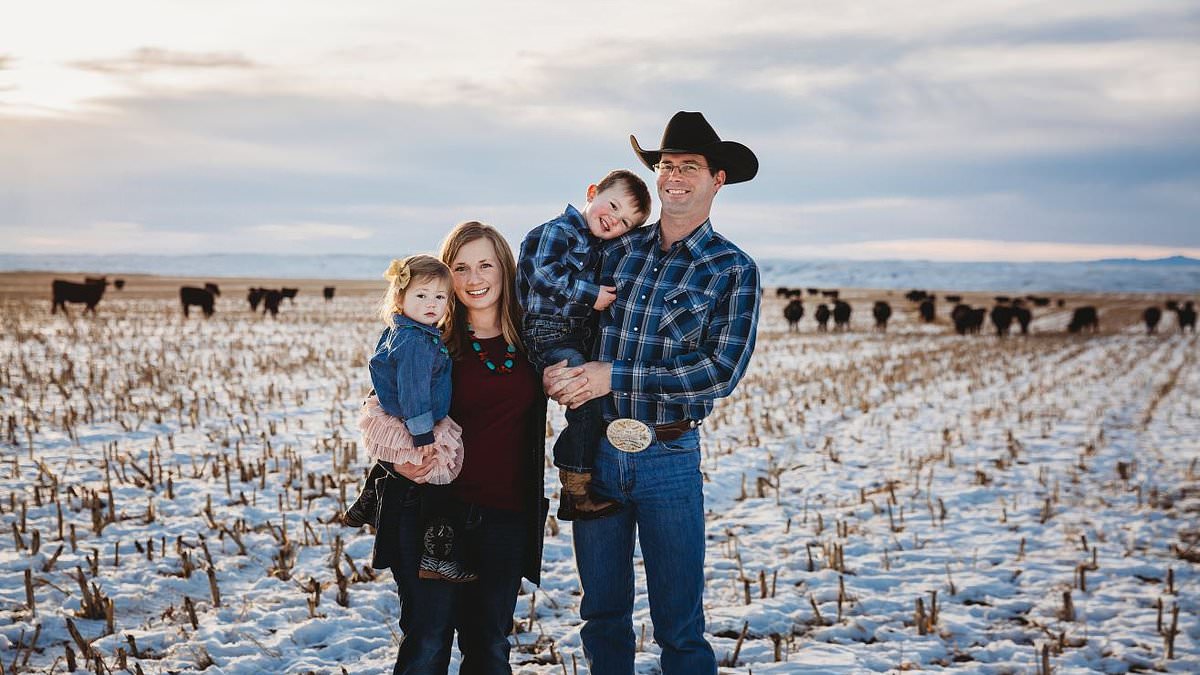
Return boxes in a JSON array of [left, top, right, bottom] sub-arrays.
[[544, 111, 762, 675]]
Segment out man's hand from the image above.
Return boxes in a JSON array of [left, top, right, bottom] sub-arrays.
[[543, 359, 613, 409], [593, 285, 617, 311]]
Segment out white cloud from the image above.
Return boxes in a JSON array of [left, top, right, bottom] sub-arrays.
[[1, 1, 1197, 259]]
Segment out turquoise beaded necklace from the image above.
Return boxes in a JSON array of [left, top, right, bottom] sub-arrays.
[[468, 324, 515, 374]]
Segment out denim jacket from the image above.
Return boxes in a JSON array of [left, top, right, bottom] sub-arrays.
[[368, 314, 452, 447]]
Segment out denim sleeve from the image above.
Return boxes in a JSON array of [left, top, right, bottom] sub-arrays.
[[392, 332, 437, 446]]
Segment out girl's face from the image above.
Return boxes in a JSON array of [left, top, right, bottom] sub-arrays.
[[400, 277, 451, 326], [449, 237, 503, 315]]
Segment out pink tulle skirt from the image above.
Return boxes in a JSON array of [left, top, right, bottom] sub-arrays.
[[357, 395, 464, 485]]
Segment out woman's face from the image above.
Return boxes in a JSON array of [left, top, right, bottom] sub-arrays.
[[449, 237, 503, 315]]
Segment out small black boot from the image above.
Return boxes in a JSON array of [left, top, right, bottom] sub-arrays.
[[418, 519, 478, 583], [342, 462, 387, 528]]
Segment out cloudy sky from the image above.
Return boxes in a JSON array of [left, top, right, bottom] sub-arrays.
[[2, 0, 1198, 262]]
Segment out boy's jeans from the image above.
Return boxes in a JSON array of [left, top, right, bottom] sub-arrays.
[[572, 429, 716, 675], [523, 314, 601, 473]]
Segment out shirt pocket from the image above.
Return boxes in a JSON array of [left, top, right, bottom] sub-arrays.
[[660, 288, 710, 346]]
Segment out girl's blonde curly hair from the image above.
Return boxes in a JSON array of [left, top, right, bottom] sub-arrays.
[[377, 254, 452, 326]]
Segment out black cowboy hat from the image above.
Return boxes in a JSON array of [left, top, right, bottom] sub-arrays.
[[631, 111, 758, 184]]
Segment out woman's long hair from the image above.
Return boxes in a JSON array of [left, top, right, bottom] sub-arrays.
[[438, 221, 525, 360]]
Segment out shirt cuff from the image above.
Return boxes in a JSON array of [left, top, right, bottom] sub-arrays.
[[404, 411, 435, 445], [571, 280, 601, 308], [610, 360, 650, 398]]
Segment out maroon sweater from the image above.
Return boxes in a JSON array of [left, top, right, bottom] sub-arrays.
[[449, 335, 540, 512]]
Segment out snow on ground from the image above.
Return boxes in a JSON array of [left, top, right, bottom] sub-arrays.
[[1, 290, 1197, 674]]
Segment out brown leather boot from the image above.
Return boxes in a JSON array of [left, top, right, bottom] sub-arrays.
[[557, 469, 622, 521]]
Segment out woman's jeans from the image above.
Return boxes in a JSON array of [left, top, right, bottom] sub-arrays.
[[572, 429, 716, 675], [389, 485, 527, 675]]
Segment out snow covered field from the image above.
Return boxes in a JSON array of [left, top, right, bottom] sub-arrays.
[[1, 284, 1197, 674]]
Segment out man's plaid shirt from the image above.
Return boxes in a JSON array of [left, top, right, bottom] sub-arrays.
[[596, 219, 761, 425]]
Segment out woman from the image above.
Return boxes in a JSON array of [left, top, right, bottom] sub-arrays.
[[370, 221, 549, 675]]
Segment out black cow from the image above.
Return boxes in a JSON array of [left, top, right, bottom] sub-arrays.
[[951, 304, 985, 335], [783, 299, 804, 332], [821, 290, 841, 300], [833, 300, 852, 331], [323, 286, 336, 301], [1176, 301, 1196, 333], [945, 295, 962, 304], [990, 304, 1015, 337], [51, 279, 106, 315], [248, 287, 265, 311], [814, 304, 831, 332], [1143, 307, 1162, 334], [113, 278, 126, 290], [1030, 296, 1051, 307], [1067, 306, 1099, 333], [1165, 300, 1179, 312], [806, 288, 820, 296], [776, 287, 791, 298], [994, 295, 1011, 304], [872, 301, 892, 331], [262, 289, 284, 317], [1013, 305, 1032, 335], [84, 276, 108, 287], [180, 283, 220, 318], [918, 299, 936, 323], [905, 289, 928, 302], [281, 287, 299, 304]]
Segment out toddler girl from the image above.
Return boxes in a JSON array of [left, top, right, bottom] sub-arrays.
[[344, 255, 474, 582]]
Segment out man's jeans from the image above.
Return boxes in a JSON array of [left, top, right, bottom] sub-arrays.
[[523, 314, 601, 473], [572, 429, 716, 675], [389, 485, 526, 675]]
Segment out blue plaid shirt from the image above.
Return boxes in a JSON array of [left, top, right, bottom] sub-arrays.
[[517, 204, 601, 320], [597, 219, 761, 425]]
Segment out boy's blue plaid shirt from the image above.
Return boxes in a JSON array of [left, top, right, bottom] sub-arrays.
[[596, 219, 761, 425], [517, 204, 601, 320]]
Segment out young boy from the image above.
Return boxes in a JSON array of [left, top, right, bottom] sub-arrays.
[[517, 169, 652, 520]]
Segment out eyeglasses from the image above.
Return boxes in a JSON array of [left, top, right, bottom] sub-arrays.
[[652, 162, 710, 177]]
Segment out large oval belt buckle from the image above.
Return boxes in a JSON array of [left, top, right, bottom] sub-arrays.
[[606, 418, 652, 453]]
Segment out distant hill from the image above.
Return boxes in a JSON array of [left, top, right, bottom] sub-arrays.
[[1091, 255, 1200, 266]]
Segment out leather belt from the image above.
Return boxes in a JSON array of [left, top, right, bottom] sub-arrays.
[[607, 419, 698, 443], [652, 419, 699, 442]]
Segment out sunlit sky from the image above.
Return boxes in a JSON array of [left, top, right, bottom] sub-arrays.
[[2, 1, 1198, 262]]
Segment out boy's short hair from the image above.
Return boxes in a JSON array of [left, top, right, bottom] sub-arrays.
[[596, 169, 652, 227]]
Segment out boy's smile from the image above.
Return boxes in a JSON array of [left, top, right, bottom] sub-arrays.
[[583, 185, 643, 241]]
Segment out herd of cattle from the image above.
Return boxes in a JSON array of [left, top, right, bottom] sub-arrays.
[[45, 277, 1199, 334], [777, 287, 1197, 336], [49, 277, 338, 318]]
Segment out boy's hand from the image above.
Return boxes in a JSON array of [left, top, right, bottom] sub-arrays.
[[593, 285, 617, 310]]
